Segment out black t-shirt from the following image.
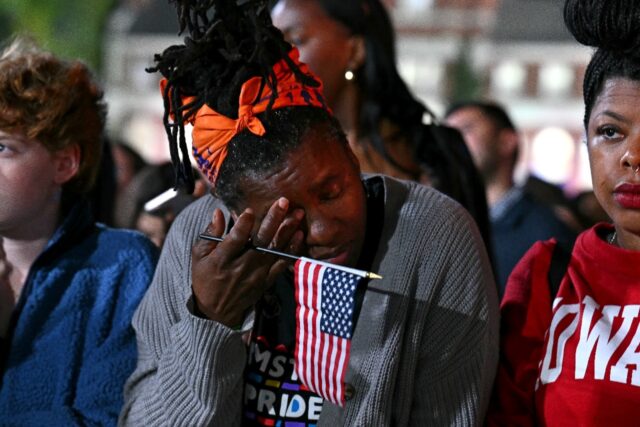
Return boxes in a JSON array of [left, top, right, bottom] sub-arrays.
[[241, 177, 385, 426]]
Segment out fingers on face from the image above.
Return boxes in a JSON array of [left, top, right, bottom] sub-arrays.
[[253, 197, 289, 248], [219, 208, 255, 257], [287, 229, 305, 255], [270, 208, 305, 251]]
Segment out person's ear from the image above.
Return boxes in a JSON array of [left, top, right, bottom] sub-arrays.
[[345, 144, 361, 171], [498, 129, 519, 160], [346, 35, 366, 72], [52, 144, 81, 185]]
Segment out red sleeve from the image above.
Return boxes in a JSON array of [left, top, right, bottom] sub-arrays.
[[486, 239, 557, 427]]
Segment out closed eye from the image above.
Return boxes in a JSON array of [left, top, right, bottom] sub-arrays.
[[319, 184, 343, 202]]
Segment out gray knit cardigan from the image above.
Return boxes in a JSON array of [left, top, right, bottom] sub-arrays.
[[119, 175, 499, 426]]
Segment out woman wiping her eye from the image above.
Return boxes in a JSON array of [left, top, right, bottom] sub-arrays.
[[119, 0, 498, 425]]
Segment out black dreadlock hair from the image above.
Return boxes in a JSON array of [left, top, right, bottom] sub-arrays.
[[564, 0, 640, 129], [149, 0, 322, 194]]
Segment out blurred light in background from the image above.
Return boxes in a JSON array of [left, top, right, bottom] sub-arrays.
[[539, 63, 573, 98], [121, 110, 172, 164], [572, 140, 594, 194], [528, 126, 576, 185], [491, 61, 526, 97]]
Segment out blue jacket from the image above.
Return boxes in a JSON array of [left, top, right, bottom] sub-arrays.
[[491, 191, 576, 297], [0, 201, 158, 426]]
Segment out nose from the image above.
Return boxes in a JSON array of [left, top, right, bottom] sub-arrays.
[[303, 210, 338, 249], [621, 133, 640, 173]]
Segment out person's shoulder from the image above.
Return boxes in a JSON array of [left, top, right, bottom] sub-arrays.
[[61, 226, 158, 298], [376, 174, 479, 251], [95, 225, 156, 249], [518, 192, 576, 234], [158, 194, 230, 255], [502, 238, 557, 305], [92, 225, 159, 263], [382, 174, 473, 226], [172, 194, 229, 231], [517, 191, 560, 217]]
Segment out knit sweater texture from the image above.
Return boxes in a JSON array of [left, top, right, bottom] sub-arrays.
[[120, 175, 499, 426], [0, 201, 159, 426]]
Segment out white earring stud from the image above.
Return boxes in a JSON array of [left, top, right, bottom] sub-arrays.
[[344, 70, 354, 81]]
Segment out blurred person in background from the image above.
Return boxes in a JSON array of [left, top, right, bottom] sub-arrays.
[[111, 139, 146, 198], [118, 162, 206, 247], [112, 139, 148, 227], [445, 101, 576, 297], [0, 37, 158, 425], [271, 0, 493, 251], [488, 0, 640, 424], [572, 189, 610, 227], [87, 138, 119, 226]]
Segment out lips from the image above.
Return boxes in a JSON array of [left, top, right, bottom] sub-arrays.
[[614, 182, 640, 209], [311, 247, 351, 266]]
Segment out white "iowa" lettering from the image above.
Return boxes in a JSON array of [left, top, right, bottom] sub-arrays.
[[539, 296, 640, 387]]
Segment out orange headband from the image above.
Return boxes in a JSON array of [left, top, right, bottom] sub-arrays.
[[160, 48, 329, 186]]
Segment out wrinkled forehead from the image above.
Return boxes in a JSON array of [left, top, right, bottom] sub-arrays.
[[234, 129, 356, 213]]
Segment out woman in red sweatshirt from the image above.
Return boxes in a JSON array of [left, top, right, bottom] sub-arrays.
[[488, 1, 640, 425]]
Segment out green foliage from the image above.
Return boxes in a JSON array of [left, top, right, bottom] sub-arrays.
[[447, 38, 483, 105], [0, 0, 116, 71]]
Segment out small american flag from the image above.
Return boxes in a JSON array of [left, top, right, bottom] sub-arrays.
[[293, 257, 364, 407]]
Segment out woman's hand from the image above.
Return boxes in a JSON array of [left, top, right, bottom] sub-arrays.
[[191, 198, 305, 327]]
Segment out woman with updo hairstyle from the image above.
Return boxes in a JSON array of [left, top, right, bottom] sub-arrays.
[[270, 0, 493, 251], [488, 1, 640, 425], [120, 0, 498, 425]]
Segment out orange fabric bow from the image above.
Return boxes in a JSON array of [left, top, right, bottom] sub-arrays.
[[160, 48, 329, 186]]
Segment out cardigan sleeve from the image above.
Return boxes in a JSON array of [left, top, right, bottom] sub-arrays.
[[486, 240, 556, 426], [119, 198, 248, 426], [409, 205, 500, 426]]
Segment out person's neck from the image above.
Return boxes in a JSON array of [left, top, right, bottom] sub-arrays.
[[331, 83, 361, 147], [614, 227, 640, 252], [485, 170, 515, 208], [3, 202, 62, 289]]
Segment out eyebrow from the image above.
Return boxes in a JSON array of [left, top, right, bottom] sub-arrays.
[[597, 110, 631, 124], [309, 173, 342, 192]]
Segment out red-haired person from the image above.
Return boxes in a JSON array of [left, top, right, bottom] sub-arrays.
[[0, 38, 158, 425]]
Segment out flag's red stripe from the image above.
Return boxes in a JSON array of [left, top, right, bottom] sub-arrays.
[[314, 310, 325, 399], [304, 261, 319, 390], [307, 263, 323, 395], [294, 259, 309, 387], [311, 264, 323, 396], [327, 334, 339, 403], [336, 337, 350, 405], [320, 333, 331, 399], [318, 330, 329, 400]]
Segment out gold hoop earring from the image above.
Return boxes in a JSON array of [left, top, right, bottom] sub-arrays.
[[344, 70, 354, 81]]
